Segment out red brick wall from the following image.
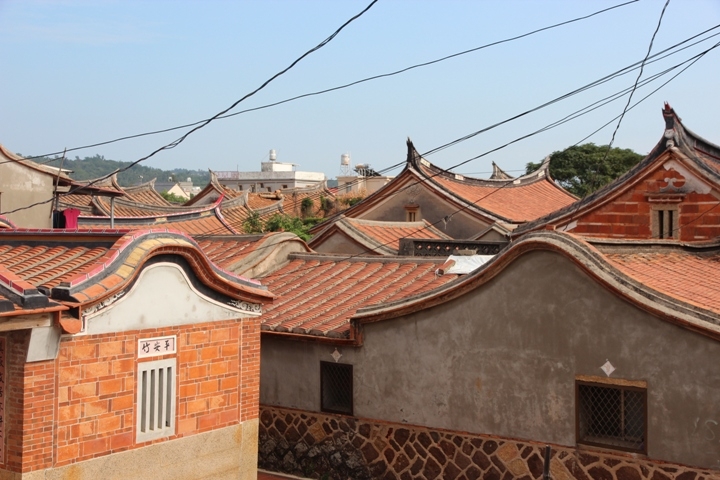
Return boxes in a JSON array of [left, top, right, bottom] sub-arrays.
[[569, 168, 720, 241], [0, 316, 261, 473]]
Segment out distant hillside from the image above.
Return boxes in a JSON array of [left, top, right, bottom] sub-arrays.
[[26, 154, 210, 187]]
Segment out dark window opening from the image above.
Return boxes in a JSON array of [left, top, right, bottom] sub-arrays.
[[655, 207, 677, 239], [577, 381, 646, 453], [321, 361, 353, 415]]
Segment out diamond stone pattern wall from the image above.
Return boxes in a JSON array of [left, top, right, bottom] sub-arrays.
[[259, 406, 717, 480]]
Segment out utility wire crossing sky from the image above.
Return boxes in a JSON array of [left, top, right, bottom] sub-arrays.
[[0, 0, 718, 179]]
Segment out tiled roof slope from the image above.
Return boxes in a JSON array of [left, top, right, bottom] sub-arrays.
[[600, 246, 720, 316], [309, 216, 451, 255], [277, 185, 338, 219], [413, 147, 576, 223], [77, 197, 238, 235], [91, 196, 205, 217], [351, 231, 720, 342], [60, 175, 197, 216], [0, 229, 273, 329], [184, 172, 244, 206], [259, 253, 459, 340], [310, 140, 575, 239], [197, 232, 312, 278], [122, 178, 172, 206], [514, 104, 720, 240]]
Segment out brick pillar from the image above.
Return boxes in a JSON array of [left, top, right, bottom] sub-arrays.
[[240, 317, 261, 422], [2, 331, 56, 474]]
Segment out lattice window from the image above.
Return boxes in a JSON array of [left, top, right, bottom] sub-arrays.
[[577, 381, 646, 453], [137, 358, 176, 442], [321, 361, 353, 415]]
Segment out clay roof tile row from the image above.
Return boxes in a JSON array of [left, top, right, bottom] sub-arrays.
[[259, 255, 458, 338]]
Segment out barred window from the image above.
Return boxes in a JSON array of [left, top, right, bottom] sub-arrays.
[[652, 205, 679, 239], [137, 358, 176, 442], [321, 361, 353, 415], [576, 381, 646, 453]]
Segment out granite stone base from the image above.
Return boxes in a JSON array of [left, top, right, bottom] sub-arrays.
[[259, 406, 717, 480]]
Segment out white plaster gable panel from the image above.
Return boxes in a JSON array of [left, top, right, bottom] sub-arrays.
[[84, 263, 261, 335], [662, 159, 712, 195]]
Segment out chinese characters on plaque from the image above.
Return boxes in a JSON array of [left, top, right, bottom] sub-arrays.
[[137, 336, 176, 359]]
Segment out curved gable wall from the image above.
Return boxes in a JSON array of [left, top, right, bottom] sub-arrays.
[[261, 249, 720, 469], [86, 262, 257, 335]]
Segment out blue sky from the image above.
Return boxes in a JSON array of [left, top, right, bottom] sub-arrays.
[[0, 0, 718, 180]]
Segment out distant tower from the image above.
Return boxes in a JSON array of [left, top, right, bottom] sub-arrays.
[[340, 153, 352, 175]]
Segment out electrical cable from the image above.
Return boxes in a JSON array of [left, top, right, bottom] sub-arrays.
[[185, 42, 716, 252], [598, 0, 671, 162], [0, 0, 379, 217], [14, 0, 639, 163]]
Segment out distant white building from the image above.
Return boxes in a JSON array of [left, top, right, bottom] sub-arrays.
[[336, 155, 393, 195], [215, 150, 326, 192]]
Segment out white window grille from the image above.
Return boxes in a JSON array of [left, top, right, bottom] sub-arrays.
[[137, 358, 176, 442]]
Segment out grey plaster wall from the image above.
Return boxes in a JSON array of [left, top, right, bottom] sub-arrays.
[[358, 180, 489, 239], [260, 250, 720, 469], [312, 231, 374, 256], [0, 161, 54, 228]]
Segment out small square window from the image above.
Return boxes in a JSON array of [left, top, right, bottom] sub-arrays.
[[576, 380, 646, 453], [137, 358, 176, 442], [321, 361, 353, 415]]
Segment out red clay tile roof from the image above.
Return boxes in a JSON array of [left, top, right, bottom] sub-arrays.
[[247, 193, 282, 210], [0, 229, 273, 321], [218, 203, 255, 233], [197, 232, 311, 277], [601, 248, 720, 316], [414, 152, 576, 223], [315, 140, 575, 236], [77, 198, 239, 236], [184, 172, 244, 206], [122, 179, 172, 206], [197, 236, 271, 269], [0, 243, 110, 289], [351, 219, 450, 249], [277, 185, 337, 219], [259, 254, 459, 339]]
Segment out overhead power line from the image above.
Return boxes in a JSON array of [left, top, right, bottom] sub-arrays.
[[602, 0, 671, 157], [0, 0, 379, 217], [17, 0, 640, 163], [188, 41, 718, 245]]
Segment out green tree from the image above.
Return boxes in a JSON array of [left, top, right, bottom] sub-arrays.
[[264, 214, 312, 241], [242, 212, 264, 234], [160, 191, 187, 204], [526, 143, 644, 197]]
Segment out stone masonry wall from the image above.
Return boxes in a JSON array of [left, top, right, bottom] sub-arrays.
[[259, 406, 718, 480]]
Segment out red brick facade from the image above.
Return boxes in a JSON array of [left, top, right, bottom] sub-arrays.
[[567, 167, 720, 241], [0, 316, 261, 473]]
